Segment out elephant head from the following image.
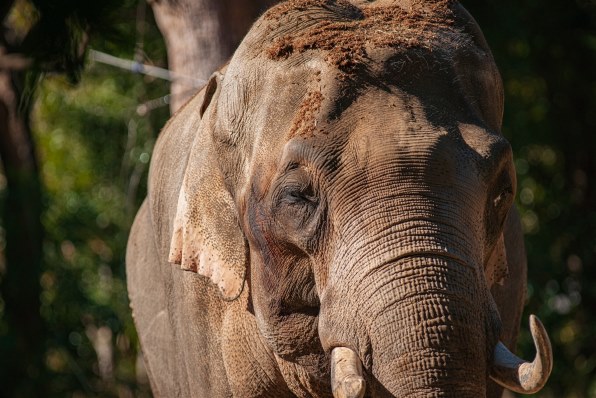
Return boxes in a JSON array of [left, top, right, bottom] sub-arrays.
[[165, 0, 552, 396]]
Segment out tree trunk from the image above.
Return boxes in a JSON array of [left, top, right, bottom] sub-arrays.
[[148, 0, 277, 112], [0, 46, 45, 396]]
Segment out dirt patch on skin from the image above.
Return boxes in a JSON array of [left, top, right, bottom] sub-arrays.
[[266, 0, 460, 74], [264, 0, 361, 18], [289, 89, 325, 138]]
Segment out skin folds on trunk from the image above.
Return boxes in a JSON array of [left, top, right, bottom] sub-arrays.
[[320, 254, 500, 397]]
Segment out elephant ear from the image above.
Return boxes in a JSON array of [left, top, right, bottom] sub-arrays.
[[168, 72, 248, 301]]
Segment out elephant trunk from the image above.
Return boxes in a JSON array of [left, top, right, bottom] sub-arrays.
[[320, 255, 499, 397]]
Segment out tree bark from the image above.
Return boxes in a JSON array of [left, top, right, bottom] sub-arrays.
[[0, 45, 45, 396], [148, 0, 277, 112]]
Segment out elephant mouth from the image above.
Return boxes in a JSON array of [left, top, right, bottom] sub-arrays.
[[328, 316, 552, 398]]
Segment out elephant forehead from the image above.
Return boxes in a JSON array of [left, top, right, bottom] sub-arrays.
[[337, 93, 457, 170], [262, 0, 470, 71], [224, 0, 499, 146], [280, 88, 508, 187]]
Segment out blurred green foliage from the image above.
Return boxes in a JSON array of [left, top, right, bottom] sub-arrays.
[[31, 68, 167, 396], [0, 0, 594, 396]]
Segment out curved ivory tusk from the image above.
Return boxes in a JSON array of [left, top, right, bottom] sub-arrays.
[[490, 315, 553, 394], [331, 347, 366, 398]]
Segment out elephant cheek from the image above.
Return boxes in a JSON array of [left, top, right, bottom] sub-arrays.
[[221, 303, 291, 397], [249, 258, 324, 362]]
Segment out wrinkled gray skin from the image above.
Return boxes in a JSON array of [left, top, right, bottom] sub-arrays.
[[127, 1, 532, 397]]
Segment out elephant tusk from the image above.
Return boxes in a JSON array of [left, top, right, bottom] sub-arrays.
[[331, 347, 366, 398], [490, 315, 553, 394]]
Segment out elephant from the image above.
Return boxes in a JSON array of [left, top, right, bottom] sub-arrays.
[[126, 0, 553, 397]]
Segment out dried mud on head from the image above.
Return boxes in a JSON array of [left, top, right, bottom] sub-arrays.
[[288, 90, 325, 138], [265, 0, 462, 74], [262, 0, 466, 138]]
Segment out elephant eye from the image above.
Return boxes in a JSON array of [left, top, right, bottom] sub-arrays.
[[486, 177, 515, 243], [273, 166, 319, 209], [268, 162, 327, 254], [272, 170, 320, 235], [493, 185, 513, 208], [282, 184, 317, 203], [280, 183, 317, 206], [269, 168, 325, 252]]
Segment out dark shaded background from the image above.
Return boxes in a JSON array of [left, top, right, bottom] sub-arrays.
[[0, 0, 594, 396]]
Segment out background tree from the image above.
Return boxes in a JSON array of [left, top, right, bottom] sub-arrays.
[[149, 0, 277, 112], [0, 27, 44, 398]]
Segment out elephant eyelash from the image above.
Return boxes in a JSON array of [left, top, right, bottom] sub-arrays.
[[279, 184, 318, 206], [283, 161, 301, 173]]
